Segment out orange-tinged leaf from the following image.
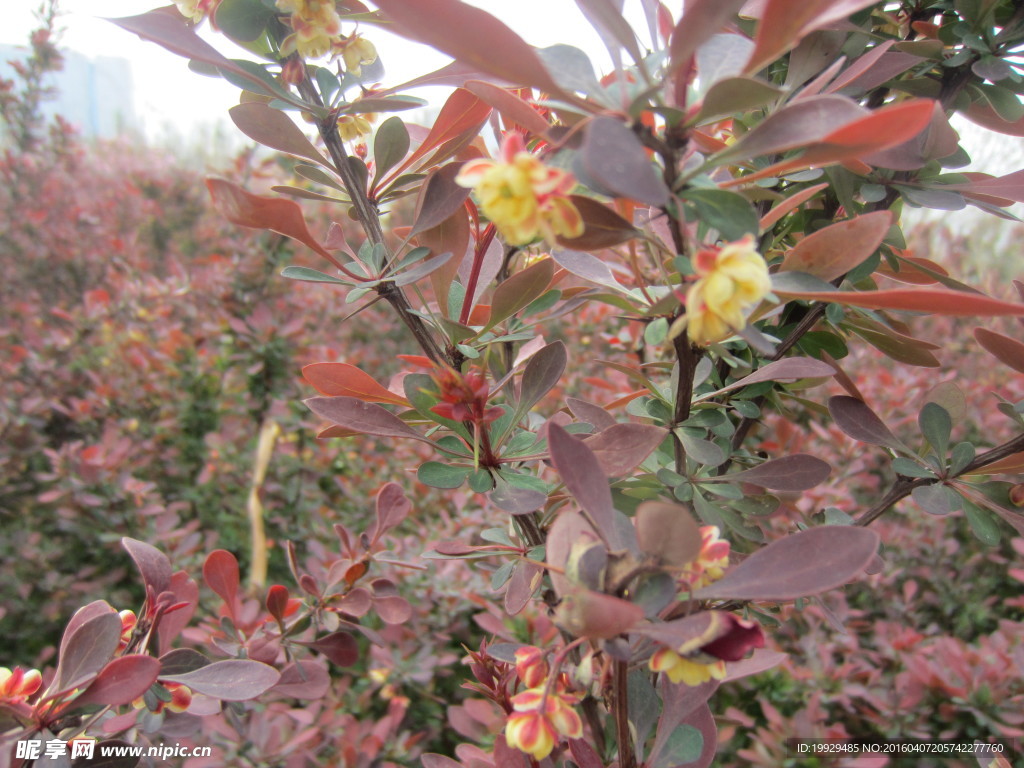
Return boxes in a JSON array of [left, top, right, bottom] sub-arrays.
[[303, 363, 410, 406], [205, 178, 353, 274], [775, 286, 1024, 316], [759, 182, 829, 230], [964, 452, 1024, 476], [464, 80, 551, 137], [974, 328, 1024, 373], [876, 255, 949, 285], [964, 98, 1024, 137], [389, 88, 491, 180], [780, 211, 892, 281], [229, 102, 331, 168]]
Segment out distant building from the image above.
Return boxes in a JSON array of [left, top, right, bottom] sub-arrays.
[[0, 44, 137, 139]]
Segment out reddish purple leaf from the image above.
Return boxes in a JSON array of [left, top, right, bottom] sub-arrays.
[[411, 163, 472, 236], [50, 612, 121, 698], [554, 585, 645, 639], [699, 357, 834, 401], [714, 454, 832, 492], [569, 737, 605, 768], [375, 595, 413, 625], [485, 258, 555, 331], [269, 661, 330, 699], [490, 483, 547, 515], [584, 423, 667, 477], [550, 249, 628, 293], [693, 526, 880, 600], [160, 659, 280, 701], [556, 195, 638, 251], [122, 537, 172, 596], [303, 363, 410, 406], [422, 755, 464, 768], [723, 648, 788, 681], [776, 285, 1024, 316], [229, 102, 331, 168], [828, 395, 903, 449], [779, 211, 893, 281], [203, 550, 240, 610], [371, 482, 412, 542], [157, 571, 199, 655], [309, 632, 360, 667], [518, 341, 567, 417], [722, 95, 867, 161], [71, 655, 161, 709], [546, 510, 601, 597], [305, 396, 433, 444], [548, 423, 622, 549], [581, 116, 669, 205], [159, 649, 210, 677], [434, 541, 479, 556], [372, 0, 564, 97], [504, 561, 543, 616], [59, 600, 114, 661], [681, 704, 718, 768], [567, 397, 617, 431], [335, 587, 373, 617], [669, 0, 747, 73], [974, 327, 1024, 373]]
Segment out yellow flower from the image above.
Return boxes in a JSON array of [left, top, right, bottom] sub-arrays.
[[277, 0, 342, 59], [338, 34, 378, 74], [683, 234, 771, 345], [173, 0, 219, 23], [455, 133, 583, 246], [505, 684, 583, 760], [336, 113, 375, 141], [680, 526, 730, 590], [649, 648, 726, 686]]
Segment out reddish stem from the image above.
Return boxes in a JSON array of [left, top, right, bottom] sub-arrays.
[[460, 223, 497, 325]]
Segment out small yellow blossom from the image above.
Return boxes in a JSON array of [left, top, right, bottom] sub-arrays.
[[336, 113, 376, 141], [649, 647, 727, 686], [680, 526, 730, 591], [455, 133, 583, 246], [277, 0, 342, 59], [682, 234, 771, 345], [173, 0, 220, 23], [505, 683, 583, 760], [336, 34, 378, 74]]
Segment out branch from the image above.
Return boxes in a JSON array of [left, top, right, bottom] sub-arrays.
[[854, 431, 1024, 527]]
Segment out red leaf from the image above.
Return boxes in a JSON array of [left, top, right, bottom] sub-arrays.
[[557, 196, 638, 251], [372, 0, 565, 98], [372, 482, 412, 542], [693, 527, 880, 600], [634, 501, 702, 566], [779, 211, 892, 281], [269, 661, 330, 700], [49, 613, 122, 699], [158, 571, 199, 655], [974, 328, 1024, 373], [554, 585, 645, 639], [774, 284, 1024, 316], [374, 595, 413, 624], [759, 182, 829, 230], [669, 0, 747, 73], [464, 81, 551, 137], [411, 163, 471, 236], [504, 561, 543, 616], [698, 357, 835, 401], [72, 655, 161, 709], [303, 363, 409, 406], [203, 550, 240, 611]]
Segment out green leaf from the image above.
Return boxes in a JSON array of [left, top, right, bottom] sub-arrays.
[[280, 266, 348, 284], [644, 317, 669, 347], [682, 188, 758, 240], [468, 468, 495, 492], [372, 116, 411, 189], [919, 402, 952, 460], [949, 442, 976, 476], [963, 498, 1001, 546], [654, 724, 703, 768], [490, 561, 515, 591], [892, 457, 937, 479], [418, 462, 470, 489], [214, 0, 277, 43]]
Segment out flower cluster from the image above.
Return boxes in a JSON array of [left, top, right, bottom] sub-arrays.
[[276, 0, 343, 59], [455, 133, 583, 246], [677, 235, 772, 345], [0, 666, 42, 703], [429, 367, 502, 425], [505, 647, 583, 760], [679, 525, 730, 591]]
